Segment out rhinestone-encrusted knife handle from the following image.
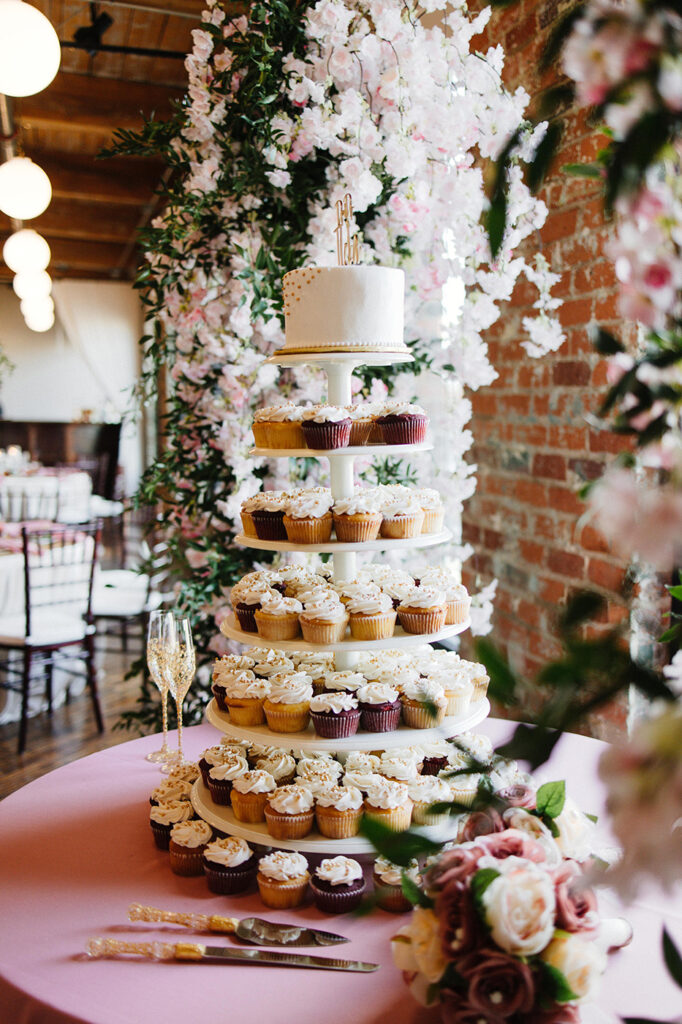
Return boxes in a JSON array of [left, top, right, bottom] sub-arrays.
[[86, 938, 179, 960], [128, 903, 238, 934]]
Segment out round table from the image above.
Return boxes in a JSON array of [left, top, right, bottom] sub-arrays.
[[1, 720, 681, 1024]]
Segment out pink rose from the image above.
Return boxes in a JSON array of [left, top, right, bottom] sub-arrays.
[[554, 861, 598, 934], [423, 847, 479, 891], [474, 828, 547, 865], [458, 947, 535, 1017], [460, 808, 505, 842], [435, 882, 480, 958], [440, 992, 505, 1024], [497, 783, 537, 809]]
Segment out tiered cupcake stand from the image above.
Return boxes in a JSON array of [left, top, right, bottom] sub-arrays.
[[191, 351, 490, 853]]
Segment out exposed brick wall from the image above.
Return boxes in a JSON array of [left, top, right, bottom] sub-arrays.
[[460, 0, 640, 740]]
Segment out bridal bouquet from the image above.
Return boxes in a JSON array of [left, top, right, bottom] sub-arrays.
[[391, 828, 606, 1023]]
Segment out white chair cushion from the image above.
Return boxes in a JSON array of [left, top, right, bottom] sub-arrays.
[[92, 586, 148, 618], [96, 569, 147, 591], [0, 611, 94, 647]]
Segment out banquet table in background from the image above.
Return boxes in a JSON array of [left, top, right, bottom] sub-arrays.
[[0, 469, 92, 523], [1, 721, 681, 1024]]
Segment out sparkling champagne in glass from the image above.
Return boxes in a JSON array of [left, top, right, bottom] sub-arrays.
[[165, 616, 195, 767], [145, 610, 179, 765]]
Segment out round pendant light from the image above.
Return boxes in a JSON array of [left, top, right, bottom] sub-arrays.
[[20, 295, 54, 319], [0, 0, 61, 97], [24, 307, 55, 332], [3, 229, 51, 273], [13, 269, 52, 301], [0, 157, 52, 220]]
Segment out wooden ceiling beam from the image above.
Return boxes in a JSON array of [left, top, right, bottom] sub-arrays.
[[0, 236, 131, 278], [82, 0, 240, 18], [0, 198, 141, 245], [16, 71, 184, 137], [19, 148, 165, 206]]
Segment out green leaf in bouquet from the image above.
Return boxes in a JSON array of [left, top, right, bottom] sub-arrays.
[[563, 163, 604, 179], [495, 723, 562, 770], [401, 873, 433, 909], [538, 961, 580, 1003], [360, 817, 442, 866], [474, 638, 518, 705], [557, 591, 606, 634], [589, 325, 624, 354], [527, 121, 562, 193], [470, 868, 500, 920], [662, 928, 682, 990], [535, 780, 566, 819]]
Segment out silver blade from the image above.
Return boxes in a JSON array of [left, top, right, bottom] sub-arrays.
[[201, 946, 378, 972], [237, 918, 349, 947]]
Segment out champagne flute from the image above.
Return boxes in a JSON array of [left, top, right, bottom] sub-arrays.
[[165, 616, 195, 767], [145, 610, 180, 765]]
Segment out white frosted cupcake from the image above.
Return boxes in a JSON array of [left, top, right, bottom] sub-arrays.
[[230, 769, 277, 823], [373, 856, 421, 913], [262, 673, 313, 733], [257, 850, 310, 908], [310, 855, 366, 913], [207, 754, 249, 805], [315, 784, 364, 838], [415, 488, 445, 534], [264, 785, 315, 840], [299, 595, 349, 644], [301, 405, 351, 449], [407, 775, 452, 825], [379, 496, 425, 539], [255, 751, 297, 785], [222, 671, 270, 726], [283, 491, 333, 544], [332, 492, 383, 542], [254, 592, 302, 642], [347, 591, 396, 641], [168, 819, 213, 876], [401, 679, 448, 728], [323, 670, 367, 693], [202, 836, 258, 893], [309, 691, 360, 739], [363, 777, 412, 832], [397, 585, 447, 635], [253, 403, 306, 449]]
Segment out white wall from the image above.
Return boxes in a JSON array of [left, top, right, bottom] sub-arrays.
[[0, 282, 145, 494]]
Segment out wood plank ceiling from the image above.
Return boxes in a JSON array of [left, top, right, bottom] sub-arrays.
[[0, 0, 206, 282]]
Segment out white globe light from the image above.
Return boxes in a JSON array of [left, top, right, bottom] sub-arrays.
[[13, 269, 52, 300], [24, 307, 55, 332], [20, 295, 54, 318], [0, 157, 52, 220], [3, 229, 50, 272], [0, 0, 61, 97]]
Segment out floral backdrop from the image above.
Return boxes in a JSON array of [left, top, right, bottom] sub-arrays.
[[113, 0, 563, 728]]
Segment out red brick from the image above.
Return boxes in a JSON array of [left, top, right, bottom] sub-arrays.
[[532, 453, 566, 481], [553, 361, 591, 386], [576, 523, 610, 554], [547, 485, 585, 516], [539, 577, 567, 604], [519, 539, 545, 566], [587, 558, 625, 593], [540, 208, 579, 244], [515, 479, 548, 508], [547, 548, 585, 577], [547, 424, 588, 450], [588, 429, 632, 454]]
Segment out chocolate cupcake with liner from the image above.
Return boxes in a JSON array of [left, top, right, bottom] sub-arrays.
[[207, 753, 249, 806], [149, 799, 194, 851], [356, 682, 401, 732], [230, 580, 275, 633], [149, 778, 192, 806], [363, 776, 413, 832], [212, 654, 256, 709], [401, 678, 448, 728], [314, 785, 364, 838], [252, 403, 307, 449], [230, 770, 277, 823], [379, 496, 425, 539], [262, 672, 313, 733], [310, 856, 366, 914], [257, 850, 310, 909], [381, 577, 417, 611], [373, 856, 421, 913], [347, 591, 396, 641], [332, 492, 383, 542], [240, 493, 268, 538], [254, 592, 302, 642], [203, 836, 258, 894], [299, 594, 349, 644], [255, 751, 297, 786], [376, 400, 428, 445], [222, 672, 270, 726], [415, 488, 445, 534], [309, 691, 360, 739], [249, 492, 289, 541], [407, 775, 452, 826], [419, 740, 454, 776], [301, 405, 352, 450], [283, 491, 333, 544], [198, 745, 233, 787], [169, 819, 213, 877], [264, 785, 315, 840], [397, 585, 447, 635]]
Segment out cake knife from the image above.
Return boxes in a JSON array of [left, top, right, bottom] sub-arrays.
[[128, 903, 349, 947], [87, 938, 378, 972]]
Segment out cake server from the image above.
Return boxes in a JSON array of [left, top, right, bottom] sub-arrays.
[[128, 903, 349, 947], [87, 938, 378, 972]]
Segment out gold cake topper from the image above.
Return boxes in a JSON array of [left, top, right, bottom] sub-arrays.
[[335, 193, 360, 266]]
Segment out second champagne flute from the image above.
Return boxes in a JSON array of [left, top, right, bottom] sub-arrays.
[[165, 615, 195, 767], [145, 610, 179, 766]]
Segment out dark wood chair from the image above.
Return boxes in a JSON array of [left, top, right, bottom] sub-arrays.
[[0, 521, 104, 754]]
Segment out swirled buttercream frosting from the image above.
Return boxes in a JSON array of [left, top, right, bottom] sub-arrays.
[[310, 692, 358, 714], [315, 785, 363, 811], [258, 850, 309, 881], [364, 777, 410, 809], [170, 819, 212, 848], [315, 856, 363, 886], [208, 755, 249, 781], [203, 836, 253, 867], [256, 752, 296, 780], [231, 770, 277, 794], [346, 592, 394, 616], [398, 586, 446, 609], [356, 682, 399, 705], [149, 800, 194, 826], [267, 785, 314, 814], [267, 675, 313, 704]]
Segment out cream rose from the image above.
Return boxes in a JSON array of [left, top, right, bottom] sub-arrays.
[[541, 932, 607, 1002], [481, 857, 556, 956], [554, 796, 597, 862]]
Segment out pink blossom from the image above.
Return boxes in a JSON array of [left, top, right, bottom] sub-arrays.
[[553, 861, 599, 934]]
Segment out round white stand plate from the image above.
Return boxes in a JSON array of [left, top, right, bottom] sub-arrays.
[[220, 613, 470, 653], [191, 778, 459, 855], [265, 351, 413, 369], [234, 529, 452, 554], [205, 697, 490, 752], [250, 441, 432, 459]]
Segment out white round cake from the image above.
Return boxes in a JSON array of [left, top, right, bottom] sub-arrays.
[[281, 265, 407, 354]]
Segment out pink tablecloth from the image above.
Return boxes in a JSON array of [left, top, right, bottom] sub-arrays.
[[1, 721, 681, 1024]]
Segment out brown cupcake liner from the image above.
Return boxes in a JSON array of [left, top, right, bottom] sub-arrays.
[[421, 507, 445, 534], [368, 422, 383, 444], [377, 414, 428, 445], [211, 685, 228, 712], [251, 510, 287, 541], [225, 697, 266, 726], [266, 421, 306, 449], [257, 873, 309, 909], [207, 778, 233, 806], [349, 611, 396, 641], [373, 878, 413, 913], [310, 709, 361, 739], [359, 704, 401, 732], [203, 860, 257, 894], [445, 596, 471, 625], [240, 511, 258, 538], [363, 801, 413, 832], [150, 821, 172, 851], [299, 615, 348, 644], [310, 880, 366, 914], [264, 807, 315, 840], [254, 610, 301, 641], [401, 698, 446, 729], [397, 607, 446, 635], [315, 806, 363, 839], [230, 789, 270, 823], [379, 511, 425, 539], [263, 701, 311, 733], [283, 513, 333, 544], [348, 420, 374, 446], [333, 512, 382, 542], [234, 605, 259, 633], [169, 844, 206, 877], [301, 420, 351, 450]]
